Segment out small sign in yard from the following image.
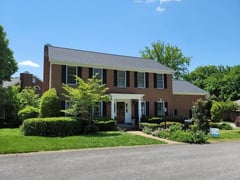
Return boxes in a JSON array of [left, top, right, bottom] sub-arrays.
[[210, 128, 220, 137]]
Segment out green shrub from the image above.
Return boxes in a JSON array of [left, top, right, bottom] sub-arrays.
[[148, 117, 164, 124], [159, 121, 182, 129], [210, 122, 233, 130], [140, 123, 161, 134], [83, 125, 99, 134], [18, 106, 39, 121], [156, 123, 208, 144], [141, 115, 150, 123], [95, 120, 116, 131], [39, 88, 61, 118], [21, 117, 83, 137]]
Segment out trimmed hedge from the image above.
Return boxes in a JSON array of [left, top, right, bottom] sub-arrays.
[[140, 123, 161, 134], [95, 120, 116, 131], [21, 117, 83, 137]]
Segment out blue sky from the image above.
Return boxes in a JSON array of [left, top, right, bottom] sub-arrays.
[[1, 0, 239, 80]]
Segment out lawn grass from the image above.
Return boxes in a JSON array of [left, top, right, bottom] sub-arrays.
[[208, 129, 240, 142], [0, 128, 165, 154]]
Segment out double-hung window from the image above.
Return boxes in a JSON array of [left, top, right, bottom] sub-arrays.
[[137, 72, 145, 88], [156, 101, 165, 116], [156, 74, 164, 89], [66, 66, 77, 85], [93, 68, 103, 83], [117, 71, 126, 87]]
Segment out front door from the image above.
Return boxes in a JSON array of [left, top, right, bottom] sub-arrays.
[[117, 102, 125, 123]]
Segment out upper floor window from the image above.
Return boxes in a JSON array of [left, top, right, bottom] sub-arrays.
[[117, 71, 126, 87], [66, 66, 77, 85], [137, 72, 145, 88], [156, 74, 164, 89], [93, 68, 103, 83]]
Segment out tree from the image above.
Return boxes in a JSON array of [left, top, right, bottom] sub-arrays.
[[39, 88, 61, 117], [0, 24, 18, 85], [184, 65, 240, 101], [17, 87, 40, 110], [192, 98, 212, 134], [0, 85, 20, 127], [140, 41, 191, 80], [62, 75, 109, 127], [211, 100, 239, 122]]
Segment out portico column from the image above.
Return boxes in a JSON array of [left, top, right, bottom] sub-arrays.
[[111, 96, 115, 120], [138, 97, 142, 124]]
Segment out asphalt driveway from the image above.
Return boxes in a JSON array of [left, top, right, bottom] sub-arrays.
[[1, 142, 240, 180]]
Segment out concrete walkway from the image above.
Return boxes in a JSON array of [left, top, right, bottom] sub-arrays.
[[127, 131, 183, 144]]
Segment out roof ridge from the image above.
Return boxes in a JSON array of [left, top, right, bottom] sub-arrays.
[[47, 44, 159, 62]]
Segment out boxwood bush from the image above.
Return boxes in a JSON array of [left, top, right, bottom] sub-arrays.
[[21, 117, 83, 137], [95, 120, 116, 131]]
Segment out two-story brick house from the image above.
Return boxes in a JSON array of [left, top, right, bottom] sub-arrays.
[[43, 44, 208, 124]]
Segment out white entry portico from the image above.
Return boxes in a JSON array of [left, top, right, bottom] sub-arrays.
[[110, 93, 144, 124]]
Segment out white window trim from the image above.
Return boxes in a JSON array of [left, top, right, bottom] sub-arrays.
[[117, 71, 126, 88], [66, 66, 78, 85], [156, 74, 164, 89], [137, 72, 145, 88]]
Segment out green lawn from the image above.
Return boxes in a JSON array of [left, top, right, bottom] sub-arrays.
[[0, 128, 165, 154], [208, 129, 240, 142]]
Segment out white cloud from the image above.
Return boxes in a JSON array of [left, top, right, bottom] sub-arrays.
[[160, 0, 181, 4], [134, 0, 181, 12], [18, 60, 40, 68], [156, 6, 165, 12]]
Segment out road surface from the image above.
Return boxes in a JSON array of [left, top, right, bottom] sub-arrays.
[[1, 142, 240, 180]]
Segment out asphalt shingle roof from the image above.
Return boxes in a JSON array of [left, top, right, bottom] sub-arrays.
[[173, 80, 208, 95], [2, 77, 20, 88], [47, 45, 175, 74]]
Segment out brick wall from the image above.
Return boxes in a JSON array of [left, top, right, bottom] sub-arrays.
[[20, 73, 43, 96], [172, 94, 206, 118]]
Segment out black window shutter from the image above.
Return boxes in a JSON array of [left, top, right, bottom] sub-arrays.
[[154, 73, 157, 88], [103, 69, 107, 84], [134, 72, 137, 87], [134, 102, 138, 119], [89, 68, 93, 78], [62, 65, 66, 83], [102, 102, 107, 117], [146, 101, 149, 116], [78, 67, 82, 78], [164, 74, 167, 89], [126, 71, 130, 87], [165, 102, 168, 116], [114, 70, 117, 87], [145, 73, 149, 88], [154, 102, 158, 116]]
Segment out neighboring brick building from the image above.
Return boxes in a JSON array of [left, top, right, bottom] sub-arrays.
[[20, 72, 43, 96], [43, 44, 208, 124]]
